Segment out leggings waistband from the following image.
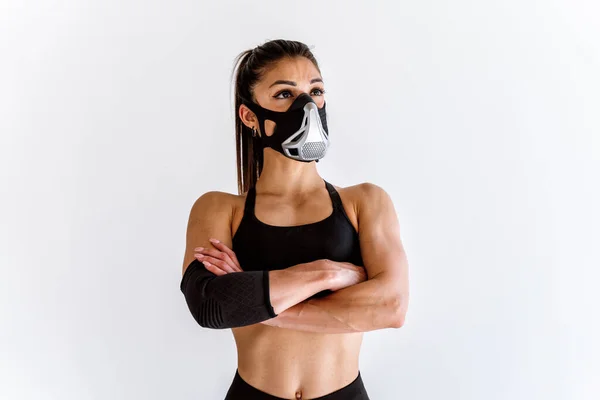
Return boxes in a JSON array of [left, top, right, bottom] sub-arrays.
[[224, 368, 370, 400]]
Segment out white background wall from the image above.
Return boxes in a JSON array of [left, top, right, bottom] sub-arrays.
[[1, 1, 598, 399]]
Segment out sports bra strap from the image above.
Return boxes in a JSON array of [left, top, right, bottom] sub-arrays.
[[324, 180, 344, 211], [243, 186, 256, 217]]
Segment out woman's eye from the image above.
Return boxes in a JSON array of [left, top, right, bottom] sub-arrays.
[[274, 90, 293, 99], [273, 88, 326, 99]]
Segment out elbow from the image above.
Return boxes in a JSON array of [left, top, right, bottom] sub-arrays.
[[196, 319, 230, 330], [188, 298, 229, 329], [389, 294, 408, 329], [390, 312, 406, 328]]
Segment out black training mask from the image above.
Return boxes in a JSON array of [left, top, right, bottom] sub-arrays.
[[243, 93, 329, 162]]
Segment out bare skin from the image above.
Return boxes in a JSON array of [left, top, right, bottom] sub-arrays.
[[234, 187, 366, 399], [182, 56, 410, 399]]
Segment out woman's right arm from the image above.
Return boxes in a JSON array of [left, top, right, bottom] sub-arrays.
[[180, 191, 337, 330]]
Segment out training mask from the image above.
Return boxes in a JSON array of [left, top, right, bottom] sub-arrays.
[[243, 93, 329, 162]]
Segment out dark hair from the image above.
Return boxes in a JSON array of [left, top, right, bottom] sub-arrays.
[[231, 39, 321, 195]]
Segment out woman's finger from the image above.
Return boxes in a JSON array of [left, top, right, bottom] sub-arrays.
[[214, 250, 242, 272], [195, 246, 243, 272], [208, 239, 242, 270], [194, 247, 226, 260], [200, 260, 227, 276], [194, 250, 241, 273], [196, 254, 237, 274]]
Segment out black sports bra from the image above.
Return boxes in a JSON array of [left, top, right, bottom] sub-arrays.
[[232, 179, 364, 278]]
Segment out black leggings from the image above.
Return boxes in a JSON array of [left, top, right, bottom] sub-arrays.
[[224, 369, 370, 400]]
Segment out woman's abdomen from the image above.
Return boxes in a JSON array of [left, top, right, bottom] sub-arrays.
[[232, 324, 364, 398]]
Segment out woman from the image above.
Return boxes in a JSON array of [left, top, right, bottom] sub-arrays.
[[180, 39, 410, 400]]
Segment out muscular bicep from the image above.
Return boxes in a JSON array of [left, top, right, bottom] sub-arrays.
[[357, 183, 409, 294], [182, 191, 233, 275]]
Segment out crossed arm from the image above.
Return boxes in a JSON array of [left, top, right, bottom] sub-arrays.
[[260, 183, 409, 333], [187, 183, 409, 333]]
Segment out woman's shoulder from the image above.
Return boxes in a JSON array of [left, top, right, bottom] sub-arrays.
[[326, 181, 389, 228], [188, 189, 245, 218], [331, 181, 389, 202], [332, 181, 393, 216]]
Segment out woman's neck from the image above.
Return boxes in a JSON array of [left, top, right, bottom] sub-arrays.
[[255, 150, 324, 196]]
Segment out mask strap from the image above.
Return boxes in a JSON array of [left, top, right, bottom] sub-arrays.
[[242, 101, 283, 141]]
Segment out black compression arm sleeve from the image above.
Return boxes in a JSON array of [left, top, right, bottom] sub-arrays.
[[180, 259, 278, 329]]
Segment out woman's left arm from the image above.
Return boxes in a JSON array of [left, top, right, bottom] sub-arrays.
[[263, 183, 409, 333]]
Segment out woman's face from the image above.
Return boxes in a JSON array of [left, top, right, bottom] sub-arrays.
[[241, 56, 325, 137]]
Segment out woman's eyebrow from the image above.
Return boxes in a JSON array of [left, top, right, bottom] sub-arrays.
[[269, 77, 324, 88]]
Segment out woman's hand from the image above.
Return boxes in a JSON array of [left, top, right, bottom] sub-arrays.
[[194, 238, 243, 276], [321, 260, 368, 291]]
